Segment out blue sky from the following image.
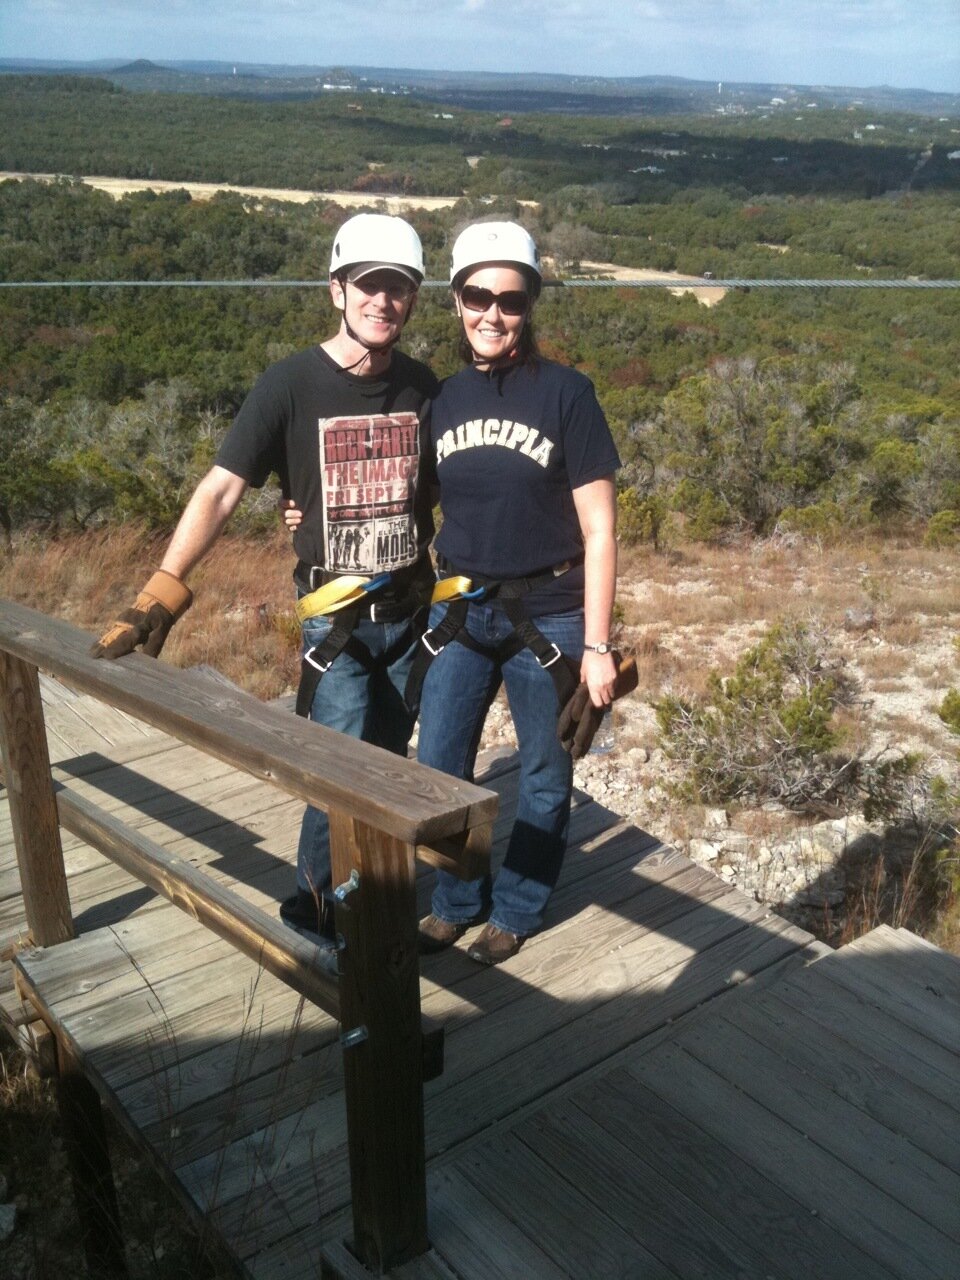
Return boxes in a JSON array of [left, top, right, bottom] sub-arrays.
[[1, 1, 957, 93]]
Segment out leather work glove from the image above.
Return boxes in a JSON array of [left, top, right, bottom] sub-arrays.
[[557, 654, 639, 759], [90, 570, 193, 659]]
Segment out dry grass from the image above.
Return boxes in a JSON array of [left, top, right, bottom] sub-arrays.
[[0, 1043, 230, 1280], [616, 534, 960, 953], [0, 525, 301, 699]]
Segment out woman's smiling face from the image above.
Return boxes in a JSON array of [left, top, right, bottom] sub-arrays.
[[456, 265, 530, 366]]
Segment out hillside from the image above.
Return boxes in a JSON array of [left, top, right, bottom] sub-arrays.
[[3, 57, 959, 116]]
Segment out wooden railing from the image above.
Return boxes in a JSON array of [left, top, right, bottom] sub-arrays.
[[0, 599, 498, 1274]]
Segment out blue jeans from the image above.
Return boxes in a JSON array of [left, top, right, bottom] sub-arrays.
[[417, 602, 583, 937], [296, 612, 418, 897]]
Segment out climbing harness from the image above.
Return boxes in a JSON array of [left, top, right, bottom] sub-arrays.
[[403, 555, 584, 718], [294, 560, 430, 718]]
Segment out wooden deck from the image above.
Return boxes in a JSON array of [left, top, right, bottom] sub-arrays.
[[3, 679, 959, 1279]]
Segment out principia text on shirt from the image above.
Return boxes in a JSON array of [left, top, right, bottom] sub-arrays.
[[435, 418, 555, 468]]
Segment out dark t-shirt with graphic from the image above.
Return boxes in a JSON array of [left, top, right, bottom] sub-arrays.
[[428, 359, 620, 614], [216, 346, 439, 583]]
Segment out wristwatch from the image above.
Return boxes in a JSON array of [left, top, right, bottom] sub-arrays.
[[583, 642, 613, 654]]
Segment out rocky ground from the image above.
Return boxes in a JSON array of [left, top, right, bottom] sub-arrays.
[[457, 536, 960, 950]]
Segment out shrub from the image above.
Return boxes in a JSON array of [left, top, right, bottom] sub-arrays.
[[617, 488, 669, 549], [680, 488, 730, 543], [655, 617, 919, 814], [939, 688, 960, 737], [924, 510, 960, 549], [778, 498, 872, 541]]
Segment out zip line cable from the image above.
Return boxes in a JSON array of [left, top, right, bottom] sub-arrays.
[[1, 278, 958, 290]]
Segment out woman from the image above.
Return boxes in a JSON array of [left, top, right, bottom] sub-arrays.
[[415, 221, 621, 965]]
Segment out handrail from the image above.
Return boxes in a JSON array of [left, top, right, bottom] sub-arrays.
[[0, 600, 497, 846], [0, 597, 496, 1272], [52, 781, 342, 1013]]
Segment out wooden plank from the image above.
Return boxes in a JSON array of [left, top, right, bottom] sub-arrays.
[[0, 651, 74, 945], [423, 900, 808, 1150], [420, 865, 739, 1073], [740, 961, 960, 1110], [416, 827, 690, 998], [574, 1068, 891, 1280], [172, 885, 753, 1263], [419, 1165, 569, 1280], [722, 989, 960, 1175], [844, 925, 960, 1005], [53, 784, 340, 1016], [177, 1086, 349, 1218], [0, 601, 498, 845], [626, 1040, 957, 1280], [19, 935, 332, 1099], [805, 936, 960, 1054], [518, 1101, 810, 1280], [453, 1130, 676, 1279], [61, 695, 160, 748], [133, 1034, 343, 1166], [255, 1207, 460, 1280], [673, 1009, 960, 1241]]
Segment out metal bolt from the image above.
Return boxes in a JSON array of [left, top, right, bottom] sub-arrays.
[[340, 1025, 368, 1050], [334, 869, 360, 901]]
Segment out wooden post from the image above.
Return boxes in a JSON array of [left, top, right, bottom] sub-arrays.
[[328, 808, 428, 1273], [0, 652, 74, 945], [56, 1038, 128, 1277]]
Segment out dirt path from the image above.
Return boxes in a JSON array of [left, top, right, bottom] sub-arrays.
[[0, 170, 463, 211], [575, 260, 728, 306]]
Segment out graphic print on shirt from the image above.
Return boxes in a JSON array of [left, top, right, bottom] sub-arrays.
[[319, 413, 420, 573], [435, 417, 555, 468]]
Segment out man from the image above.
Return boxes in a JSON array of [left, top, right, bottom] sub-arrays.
[[92, 212, 439, 946]]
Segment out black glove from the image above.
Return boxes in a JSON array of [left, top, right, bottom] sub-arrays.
[[557, 654, 639, 759], [90, 570, 193, 659]]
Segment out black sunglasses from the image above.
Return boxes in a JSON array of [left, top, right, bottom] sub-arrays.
[[348, 275, 415, 301], [459, 284, 530, 316]]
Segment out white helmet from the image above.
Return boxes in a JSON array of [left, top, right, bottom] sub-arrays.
[[450, 221, 541, 294], [329, 213, 424, 284]]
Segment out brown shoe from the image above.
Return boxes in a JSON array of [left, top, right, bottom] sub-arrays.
[[418, 913, 469, 954], [466, 924, 524, 966]]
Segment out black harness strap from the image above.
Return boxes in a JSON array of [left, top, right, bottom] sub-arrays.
[[294, 557, 433, 719], [296, 603, 363, 718], [403, 571, 581, 718]]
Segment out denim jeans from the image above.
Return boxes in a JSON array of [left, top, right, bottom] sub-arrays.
[[295, 612, 418, 898], [417, 601, 584, 937]]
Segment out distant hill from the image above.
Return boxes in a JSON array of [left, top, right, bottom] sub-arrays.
[[110, 59, 166, 75], [1, 57, 957, 117]]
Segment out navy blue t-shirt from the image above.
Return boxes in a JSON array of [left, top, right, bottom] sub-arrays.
[[429, 358, 620, 614]]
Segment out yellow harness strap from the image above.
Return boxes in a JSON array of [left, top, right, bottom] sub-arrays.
[[295, 575, 373, 624], [430, 575, 474, 603]]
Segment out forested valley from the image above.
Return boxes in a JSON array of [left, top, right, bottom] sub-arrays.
[[1, 72, 959, 546]]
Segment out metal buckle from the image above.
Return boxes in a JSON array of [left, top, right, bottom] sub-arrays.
[[304, 645, 333, 673], [536, 643, 563, 669], [421, 629, 445, 657], [308, 565, 324, 590]]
